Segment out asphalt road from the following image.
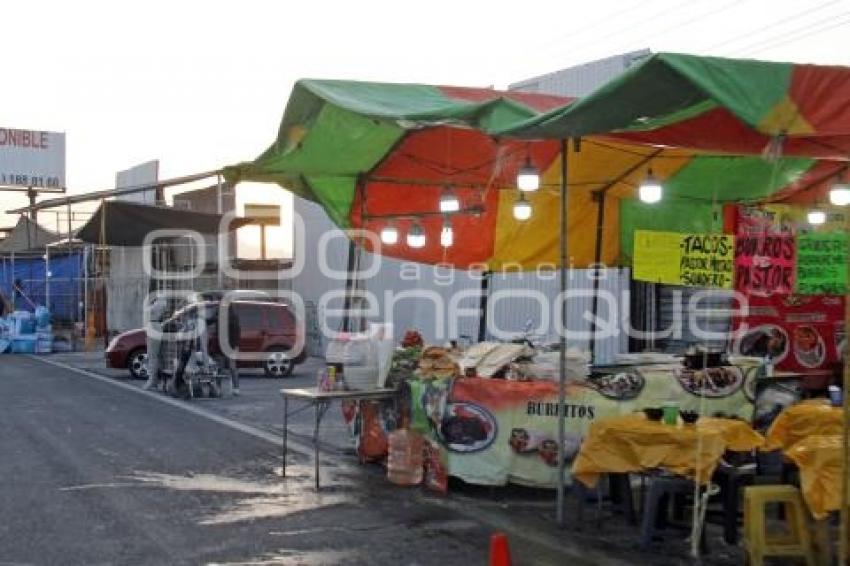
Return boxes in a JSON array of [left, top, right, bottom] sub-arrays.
[[1, 355, 746, 566], [0, 355, 575, 566]]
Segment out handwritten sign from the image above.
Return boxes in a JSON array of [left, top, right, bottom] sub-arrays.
[[734, 234, 795, 295], [737, 204, 849, 235], [796, 233, 848, 295], [633, 230, 734, 288]]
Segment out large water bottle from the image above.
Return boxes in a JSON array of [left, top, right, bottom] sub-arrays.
[[34, 306, 51, 330], [387, 429, 424, 486]]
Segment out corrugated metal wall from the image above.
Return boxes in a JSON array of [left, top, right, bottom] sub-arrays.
[[657, 285, 735, 353], [509, 49, 650, 98], [290, 198, 628, 362], [488, 269, 630, 362]]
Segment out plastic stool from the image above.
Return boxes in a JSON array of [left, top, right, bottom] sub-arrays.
[[743, 485, 816, 566], [712, 460, 756, 544], [639, 475, 706, 552]]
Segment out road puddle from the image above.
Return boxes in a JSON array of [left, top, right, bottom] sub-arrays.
[[207, 548, 353, 565], [126, 470, 353, 525]]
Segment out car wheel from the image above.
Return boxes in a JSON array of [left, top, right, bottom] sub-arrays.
[[264, 348, 294, 378], [127, 348, 149, 380]]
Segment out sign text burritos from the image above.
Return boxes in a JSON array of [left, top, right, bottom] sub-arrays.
[[0, 127, 65, 189], [633, 230, 735, 289]]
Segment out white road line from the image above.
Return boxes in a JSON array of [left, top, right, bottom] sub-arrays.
[[27, 355, 351, 471]]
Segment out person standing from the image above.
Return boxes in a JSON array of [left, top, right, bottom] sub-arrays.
[[142, 296, 168, 391], [226, 303, 241, 396], [0, 290, 11, 317]]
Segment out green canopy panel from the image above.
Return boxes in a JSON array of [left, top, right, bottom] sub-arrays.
[[226, 54, 850, 269]]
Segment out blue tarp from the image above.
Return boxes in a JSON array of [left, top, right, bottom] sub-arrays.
[[0, 252, 83, 322]]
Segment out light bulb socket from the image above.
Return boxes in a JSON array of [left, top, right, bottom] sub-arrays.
[[829, 184, 850, 206], [807, 209, 827, 225], [439, 185, 461, 213], [639, 169, 663, 204], [513, 193, 532, 221], [517, 156, 540, 192], [380, 223, 399, 245], [406, 222, 426, 248], [440, 217, 453, 248]]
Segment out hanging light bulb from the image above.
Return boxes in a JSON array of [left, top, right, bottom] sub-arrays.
[[807, 208, 826, 225], [406, 221, 426, 248], [639, 169, 663, 204], [440, 216, 454, 248], [439, 185, 460, 213], [380, 223, 399, 245], [517, 156, 540, 192], [829, 174, 850, 206], [513, 193, 532, 221]]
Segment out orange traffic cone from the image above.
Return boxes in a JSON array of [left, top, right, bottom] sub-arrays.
[[489, 532, 511, 566]]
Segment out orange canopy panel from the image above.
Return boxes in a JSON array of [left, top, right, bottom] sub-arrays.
[[226, 54, 850, 270]]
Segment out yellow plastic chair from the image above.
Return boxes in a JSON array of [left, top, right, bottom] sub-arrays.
[[743, 485, 817, 566]]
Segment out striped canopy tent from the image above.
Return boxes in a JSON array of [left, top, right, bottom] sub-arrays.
[[227, 53, 850, 539], [227, 53, 850, 271], [498, 52, 850, 266], [501, 52, 850, 551]]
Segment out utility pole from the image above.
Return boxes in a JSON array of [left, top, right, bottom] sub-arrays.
[[27, 187, 37, 224]]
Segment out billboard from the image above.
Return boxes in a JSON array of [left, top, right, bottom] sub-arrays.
[[0, 127, 66, 189], [243, 203, 281, 225], [116, 160, 159, 204]]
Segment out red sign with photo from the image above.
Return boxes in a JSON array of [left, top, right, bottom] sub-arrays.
[[732, 294, 845, 372]]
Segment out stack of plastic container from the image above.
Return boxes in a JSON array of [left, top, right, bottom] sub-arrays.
[[0, 307, 52, 354], [10, 311, 37, 353], [35, 306, 52, 354], [387, 429, 424, 486], [343, 335, 379, 391]]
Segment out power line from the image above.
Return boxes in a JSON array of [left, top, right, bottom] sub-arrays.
[[615, 0, 754, 56], [744, 16, 850, 56], [704, 0, 841, 53], [731, 11, 850, 56], [538, 0, 695, 67], [536, 0, 649, 51], [727, 8, 850, 56]]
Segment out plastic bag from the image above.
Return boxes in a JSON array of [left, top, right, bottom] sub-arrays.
[[423, 438, 448, 494]]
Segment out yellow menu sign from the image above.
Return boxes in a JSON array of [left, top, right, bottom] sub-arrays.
[[633, 230, 735, 289]]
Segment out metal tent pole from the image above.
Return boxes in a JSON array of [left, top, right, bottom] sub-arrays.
[[477, 271, 491, 342], [10, 251, 15, 310], [44, 247, 50, 311], [588, 190, 606, 362], [216, 174, 224, 290], [341, 239, 358, 333], [840, 211, 850, 565], [557, 138, 570, 527], [83, 245, 89, 348]]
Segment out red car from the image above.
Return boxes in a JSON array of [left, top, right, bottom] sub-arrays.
[[106, 300, 307, 379]]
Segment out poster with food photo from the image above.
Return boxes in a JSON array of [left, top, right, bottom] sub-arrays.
[[732, 294, 844, 372]]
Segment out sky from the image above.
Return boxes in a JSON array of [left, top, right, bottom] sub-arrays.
[[3, 0, 850, 235]]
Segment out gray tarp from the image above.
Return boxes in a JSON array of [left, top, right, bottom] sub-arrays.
[[76, 200, 250, 246], [0, 216, 59, 253]]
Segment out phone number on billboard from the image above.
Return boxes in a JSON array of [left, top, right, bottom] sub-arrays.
[[1, 173, 61, 188]]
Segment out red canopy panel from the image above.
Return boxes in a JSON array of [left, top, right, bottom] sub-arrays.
[[437, 85, 572, 113], [608, 107, 850, 160]]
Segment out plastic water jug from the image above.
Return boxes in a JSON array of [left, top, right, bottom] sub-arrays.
[[387, 429, 424, 486], [34, 306, 51, 329]]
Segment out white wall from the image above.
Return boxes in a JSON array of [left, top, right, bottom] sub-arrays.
[[290, 197, 628, 362]]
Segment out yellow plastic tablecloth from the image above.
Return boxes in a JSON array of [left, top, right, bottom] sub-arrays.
[[764, 400, 843, 452], [784, 435, 843, 520], [572, 415, 765, 488]]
